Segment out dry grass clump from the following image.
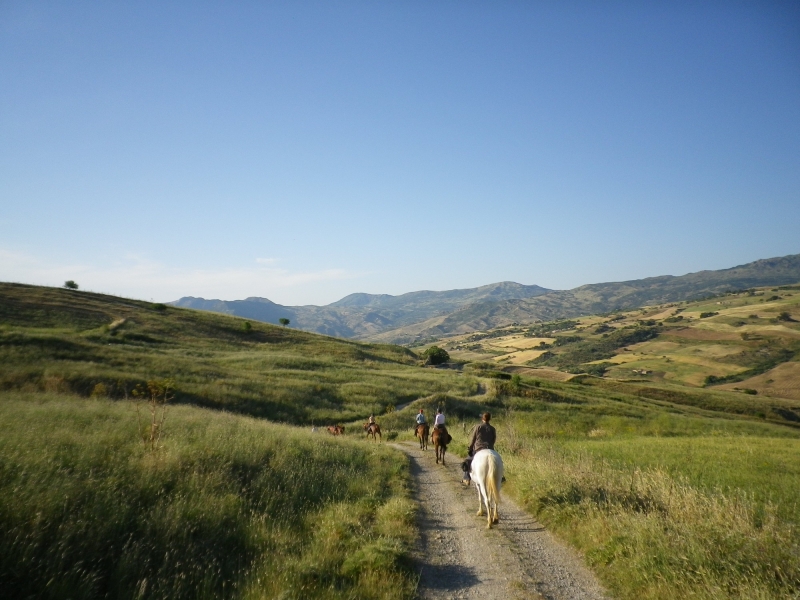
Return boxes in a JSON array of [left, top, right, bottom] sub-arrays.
[[506, 446, 799, 599]]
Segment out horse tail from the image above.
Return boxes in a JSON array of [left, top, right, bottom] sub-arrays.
[[486, 453, 500, 507]]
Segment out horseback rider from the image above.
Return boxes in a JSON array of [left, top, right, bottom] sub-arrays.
[[434, 408, 445, 430], [461, 412, 496, 485], [368, 413, 376, 426], [415, 408, 427, 427]]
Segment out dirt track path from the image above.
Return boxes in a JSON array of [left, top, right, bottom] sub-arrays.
[[393, 442, 609, 600]]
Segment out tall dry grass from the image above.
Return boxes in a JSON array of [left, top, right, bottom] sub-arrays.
[[506, 443, 799, 599], [0, 392, 417, 600]]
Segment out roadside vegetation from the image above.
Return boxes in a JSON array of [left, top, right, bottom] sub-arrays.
[[0, 392, 417, 599], [379, 375, 800, 600]]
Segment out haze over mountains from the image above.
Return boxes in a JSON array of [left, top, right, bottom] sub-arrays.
[[172, 254, 800, 344]]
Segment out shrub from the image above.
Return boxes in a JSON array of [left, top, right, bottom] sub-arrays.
[[63, 280, 79, 290], [699, 312, 718, 318], [421, 346, 450, 365], [777, 312, 794, 322]]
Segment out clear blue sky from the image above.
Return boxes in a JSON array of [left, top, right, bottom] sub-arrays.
[[2, 1, 799, 304]]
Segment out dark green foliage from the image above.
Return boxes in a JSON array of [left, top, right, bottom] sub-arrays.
[[554, 336, 582, 346], [243, 320, 252, 332], [278, 317, 290, 327], [526, 320, 581, 337], [664, 315, 684, 323], [64, 280, 78, 290], [777, 311, 794, 322], [699, 312, 718, 318], [421, 345, 450, 365]]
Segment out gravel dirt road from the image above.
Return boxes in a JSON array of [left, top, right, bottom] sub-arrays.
[[393, 441, 609, 600]]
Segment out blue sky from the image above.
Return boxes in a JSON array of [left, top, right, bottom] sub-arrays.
[[2, 1, 799, 304]]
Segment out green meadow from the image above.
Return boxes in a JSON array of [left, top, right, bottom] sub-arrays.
[[0, 393, 417, 600], [2, 282, 800, 599]]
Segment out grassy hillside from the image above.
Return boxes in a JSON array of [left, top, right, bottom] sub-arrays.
[[0, 393, 416, 599], [441, 284, 800, 406], [0, 283, 474, 424]]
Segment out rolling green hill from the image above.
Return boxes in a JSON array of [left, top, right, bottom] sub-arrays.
[[0, 282, 472, 424]]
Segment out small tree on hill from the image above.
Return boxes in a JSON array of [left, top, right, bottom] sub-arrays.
[[279, 318, 290, 327], [422, 346, 450, 365], [243, 321, 252, 332], [777, 311, 794, 322], [64, 280, 79, 290]]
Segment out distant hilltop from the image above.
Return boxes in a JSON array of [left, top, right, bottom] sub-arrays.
[[171, 253, 800, 344]]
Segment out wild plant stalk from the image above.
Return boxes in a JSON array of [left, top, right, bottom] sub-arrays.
[[131, 379, 173, 451]]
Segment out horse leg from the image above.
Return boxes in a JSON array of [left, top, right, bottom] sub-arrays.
[[442, 446, 446, 466], [476, 483, 486, 516]]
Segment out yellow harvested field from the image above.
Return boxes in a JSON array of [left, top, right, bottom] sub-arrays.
[[718, 361, 800, 401], [624, 340, 682, 354], [490, 336, 555, 349], [648, 307, 680, 320], [493, 349, 548, 365]]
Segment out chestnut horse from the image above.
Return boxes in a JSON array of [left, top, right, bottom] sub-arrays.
[[414, 423, 429, 450], [470, 449, 504, 528], [363, 422, 381, 443], [431, 426, 451, 464], [327, 425, 345, 435]]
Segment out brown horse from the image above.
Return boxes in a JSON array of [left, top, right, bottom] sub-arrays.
[[432, 426, 451, 464], [327, 425, 345, 436], [363, 422, 381, 443], [414, 423, 429, 450]]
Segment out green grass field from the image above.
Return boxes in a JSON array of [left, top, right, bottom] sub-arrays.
[[0, 392, 417, 599]]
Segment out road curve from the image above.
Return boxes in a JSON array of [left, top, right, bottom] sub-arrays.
[[393, 441, 609, 600]]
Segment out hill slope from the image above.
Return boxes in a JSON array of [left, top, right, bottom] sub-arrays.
[[0, 283, 472, 423], [373, 253, 800, 343]]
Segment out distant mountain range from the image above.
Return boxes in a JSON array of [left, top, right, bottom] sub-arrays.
[[171, 282, 551, 339], [172, 253, 800, 344]]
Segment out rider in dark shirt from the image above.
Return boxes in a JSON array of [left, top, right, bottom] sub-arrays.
[[462, 412, 495, 485]]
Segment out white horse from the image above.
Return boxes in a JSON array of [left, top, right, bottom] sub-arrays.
[[470, 449, 504, 528]]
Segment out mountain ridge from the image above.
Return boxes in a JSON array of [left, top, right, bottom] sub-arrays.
[[171, 281, 551, 339], [171, 253, 800, 343]]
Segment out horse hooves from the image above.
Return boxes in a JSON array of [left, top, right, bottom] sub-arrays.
[[476, 510, 484, 516]]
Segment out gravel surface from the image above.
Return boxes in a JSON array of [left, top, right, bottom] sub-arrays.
[[393, 442, 609, 600]]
